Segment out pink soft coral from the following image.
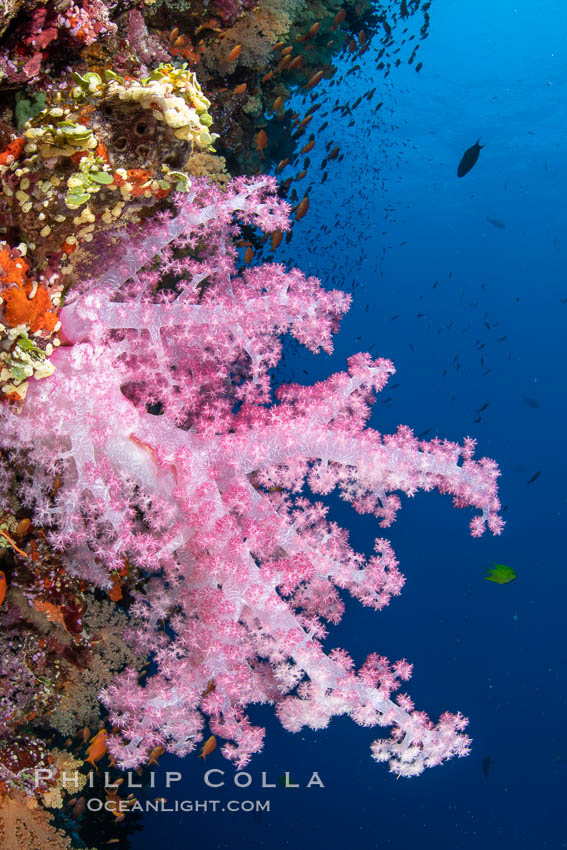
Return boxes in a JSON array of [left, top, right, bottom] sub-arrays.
[[0, 175, 503, 777]]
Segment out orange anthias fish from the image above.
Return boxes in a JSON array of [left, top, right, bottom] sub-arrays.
[[271, 230, 283, 250], [295, 196, 310, 220], [0, 571, 6, 607], [225, 44, 242, 62], [255, 129, 268, 153], [305, 70, 324, 90], [147, 745, 166, 766], [199, 735, 217, 760], [85, 729, 109, 769], [332, 8, 347, 29]]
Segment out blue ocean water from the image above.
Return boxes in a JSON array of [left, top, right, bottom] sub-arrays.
[[131, 1, 566, 847]]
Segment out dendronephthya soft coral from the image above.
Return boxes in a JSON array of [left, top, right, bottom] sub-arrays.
[[0, 175, 503, 777]]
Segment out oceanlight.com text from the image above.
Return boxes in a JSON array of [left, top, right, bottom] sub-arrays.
[[87, 798, 271, 814]]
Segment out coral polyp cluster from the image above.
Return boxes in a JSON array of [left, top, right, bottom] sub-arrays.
[[1, 62, 217, 271]]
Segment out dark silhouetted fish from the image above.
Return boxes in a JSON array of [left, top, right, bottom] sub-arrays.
[[457, 139, 485, 177], [482, 755, 494, 778], [486, 217, 506, 229], [522, 396, 540, 409]]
